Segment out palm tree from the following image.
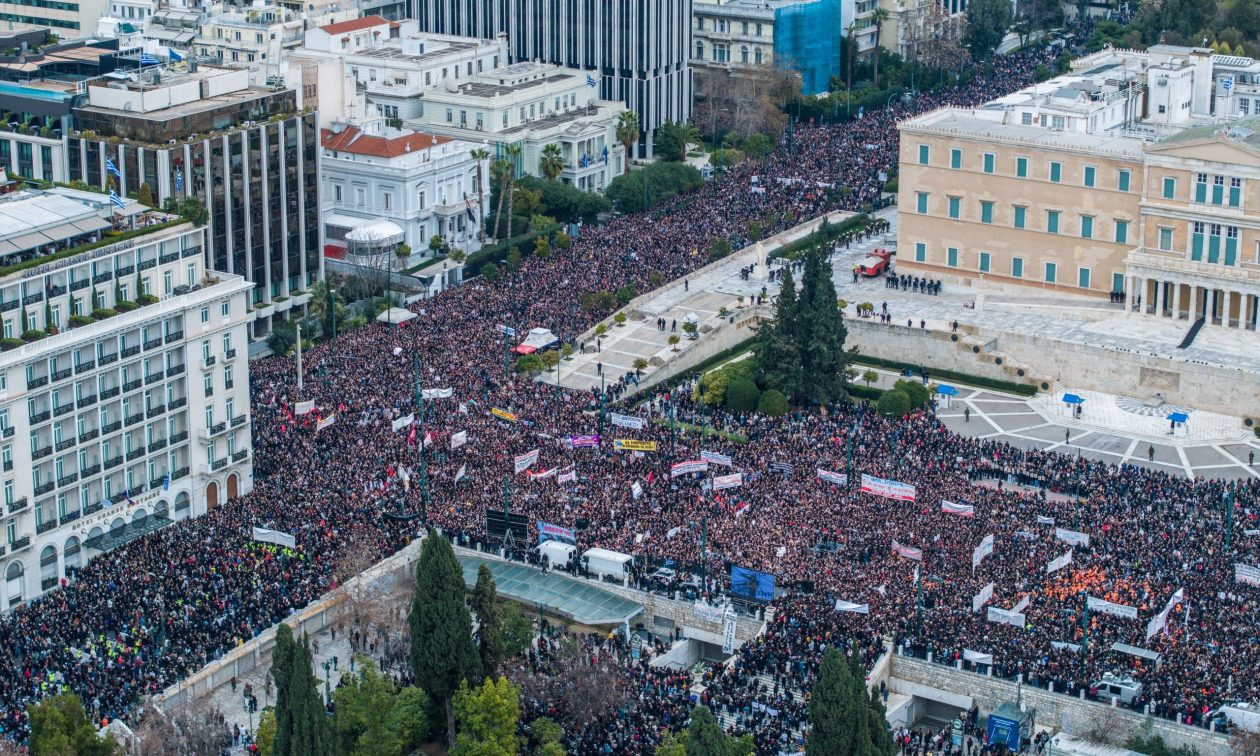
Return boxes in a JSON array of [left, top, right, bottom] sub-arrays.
[[491, 157, 511, 240], [615, 110, 639, 163], [871, 7, 890, 90], [539, 143, 564, 180], [469, 147, 490, 244], [845, 21, 858, 99], [503, 143, 522, 238]]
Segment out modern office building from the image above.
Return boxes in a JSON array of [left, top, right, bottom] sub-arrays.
[[0, 0, 107, 34], [410, 61, 627, 192], [0, 190, 253, 610], [64, 65, 322, 337], [897, 46, 1260, 332], [321, 119, 489, 259], [411, 0, 692, 159]]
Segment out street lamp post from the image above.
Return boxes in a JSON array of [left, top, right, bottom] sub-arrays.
[[412, 354, 429, 520], [244, 693, 255, 733], [322, 659, 332, 705]]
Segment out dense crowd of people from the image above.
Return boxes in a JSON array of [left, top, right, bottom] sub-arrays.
[[0, 19, 1253, 755]]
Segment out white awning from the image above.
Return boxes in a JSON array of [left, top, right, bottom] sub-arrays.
[[324, 213, 370, 230]]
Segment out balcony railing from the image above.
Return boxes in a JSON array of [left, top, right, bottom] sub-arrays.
[[27, 376, 48, 390], [75, 360, 96, 374], [30, 411, 50, 424], [170, 397, 187, 411], [102, 420, 122, 434], [8, 497, 27, 513], [2, 427, 12, 438], [225, 348, 237, 360], [54, 438, 75, 452], [31, 446, 51, 460], [211, 458, 228, 471], [116, 265, 134, 276], [78, 429, 99, 443], [182, 245, 202, 259], [170, 430, 189, 444], [101, 387, 120, 400], [144, 338, 163, 351], [41, 576, 58, 591], [166, 331, 184, 343], [2, 461, 10, 472], [70, 279, 89, 291], [93, 272, 112, 284], [80, 463, 100, 477], [57, 473, 78, 487], [231, 415, 247, 427], [126, 448, 145, 461], [77, 395, 97, 409], [121, 346, 141, 358], [167, 364, 185, 377], [83, 500, 104, 515], [104, 456, 123, 470], [148, 439, 167, 453], [159, 252, 180, 264], [33, 482, 54, 495], [51, 368, 72, 381], [232, 448, 249, 462], [61, 509, 80, 524], [210, 421, 227, 435], [202, 356, 217, 368], [47, 285, 66, 297], [224, 380, 234, 390], [147, 404, 166, 418], [173, 466, 189, 480], [36, 519, 57, 535], [11, 536, 30, 550], [126, 413, 145, 427], [99, 353, 118, 366], [54, 403, 74, 417], [146, 372, 163, 385], [123, 379, 142, 392]]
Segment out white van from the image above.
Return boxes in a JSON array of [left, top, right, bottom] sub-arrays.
[[582, 548, 634, 584], [1092, 673, 1142, 706], [538, 541, 576, 570]]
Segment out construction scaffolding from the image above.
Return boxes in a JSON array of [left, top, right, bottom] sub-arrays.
[[774, 0, 843, 95]]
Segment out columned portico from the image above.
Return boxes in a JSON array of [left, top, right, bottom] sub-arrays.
[[1125, 250, 1260, 331]]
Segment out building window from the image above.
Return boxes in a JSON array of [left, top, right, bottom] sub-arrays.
[[1195, 173, 1208, 203], [1046, 210, 1060, 234], [947, 196, 960, 219], [1083, 166, 1095, 187], [221, 301, 229, 317], [1114, 220, 1129, 244], [1021, 112, 1033, 125], [950, 149, 962, 169], [1049, 162, 1062, 183], [1191, 220, 1205, 261], [1113, 272, 1125, 293], [1213, 174, 1225, 205], [979, 252, 991, 272], [333, 185, 342, 202], [1078, 268, 1090, 289], [445, 108, 453, 123], [982, 153, 994, 174], [383, 192, 392, 211], [917, 144, 929, 165], [1158, 227, 1173, 251], [1080, 216, 1093, 239], [1118, 170, 1131, 192], [946, 247, 958, 267], [915, 192, 928, 214], [914, 242, 925, 262], [1162, 177, 1176, 199], [1015, 157, 1028, 178], [1013, 206, 1026, 229], [980, 201, 993, 224], [1226, 225, 1240, 266], [1012, 257, 1024, 278], [1045, 262, 1057, 283], [1229, 177, 1242, 208]]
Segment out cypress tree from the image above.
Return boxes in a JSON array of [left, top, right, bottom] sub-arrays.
[[755, 267, 803, 402], [797, 242, 850, 405], [470, 563, 505, 678], [685, 705, 729, 756], [410, 529, 482, 750], [272, 628, 330, 756], [807, 648, 855, 756]]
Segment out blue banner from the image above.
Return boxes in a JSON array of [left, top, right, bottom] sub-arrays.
[[537, 520, 576, 545]]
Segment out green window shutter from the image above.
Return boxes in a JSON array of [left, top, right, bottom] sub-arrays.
[[980, 201, 993, 224]]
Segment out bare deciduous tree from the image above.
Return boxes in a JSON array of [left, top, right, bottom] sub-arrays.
[[510, 634, 632, 729], [129, 698, 231, 756], [694, 65, 797, 140], [904, 1, 970, 71]]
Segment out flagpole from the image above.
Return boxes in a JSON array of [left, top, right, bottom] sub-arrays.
[[413, 354, 428, 521], [295, 316, 304, 396]]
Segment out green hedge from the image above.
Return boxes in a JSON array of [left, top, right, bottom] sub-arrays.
[[770, 214, 870, 261], [851, 355, 1038, 396], [848, 384, 884, 402], [651, 417, 749, 444], [0, 220, 182, 278], [465, 223, 562, 275]]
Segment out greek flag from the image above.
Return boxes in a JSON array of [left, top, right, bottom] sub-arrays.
[[162, 473, 170, 491], [175, 168, 183, 192], [168, 47, 184, 63], [586, 74, 598, 88], [109, 190, 126, 210], [139, 52, 159, 66], [105, 158, 121, 178], [602, 145, 609, 164]]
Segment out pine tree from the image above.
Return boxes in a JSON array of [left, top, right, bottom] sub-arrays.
[[470, 564, 505, 678], [270, 625, 297, 752], [410, 529, 482, 750], [754, 267, 803, 401], [684, 705, 728, 756]]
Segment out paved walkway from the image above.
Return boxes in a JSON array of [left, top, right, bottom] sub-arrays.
[[558, 207, 1260, 391]]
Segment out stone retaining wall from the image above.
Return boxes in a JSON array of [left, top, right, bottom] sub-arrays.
[[889, 654, 1234, 755]]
